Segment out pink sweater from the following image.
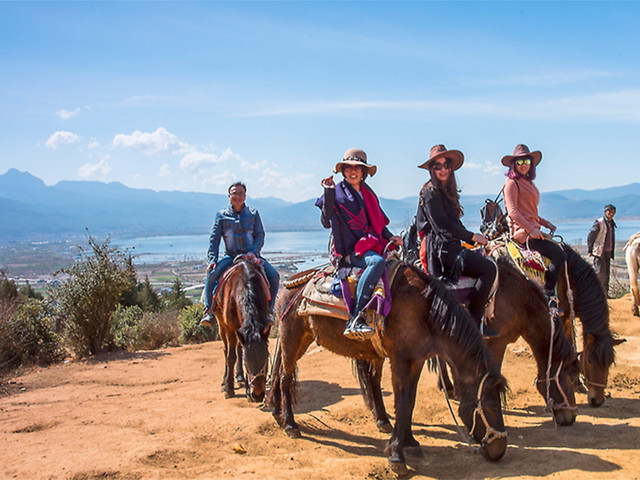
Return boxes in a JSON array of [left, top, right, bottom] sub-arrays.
[[503, 177, 551, 243]]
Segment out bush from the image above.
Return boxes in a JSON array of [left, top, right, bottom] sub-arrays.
[[109, 305, 144, 351], [137, 309, 181, 350], [0, 298, 65, 371], [179, 304, 218, 343], [50, 237, 136, 358]]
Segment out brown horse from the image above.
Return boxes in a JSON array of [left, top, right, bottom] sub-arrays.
[[213, 256, 272, 402], [268, 262, 508, 475], [436, 255, 580, 426], [558, 244, 625, 407]]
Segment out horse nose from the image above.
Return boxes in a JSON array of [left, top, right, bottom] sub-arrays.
[[588, 393, 605, 407], [554, 409, 577, 426]]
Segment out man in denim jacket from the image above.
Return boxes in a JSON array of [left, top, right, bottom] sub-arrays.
[[201, 181, 280, 325]]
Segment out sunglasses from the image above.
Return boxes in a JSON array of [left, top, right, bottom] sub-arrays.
[[515, 158, 532, 166], [431, 161, 451, 171]]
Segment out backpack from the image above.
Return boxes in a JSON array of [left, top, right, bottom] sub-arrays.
[[480, 188, 509, 240]]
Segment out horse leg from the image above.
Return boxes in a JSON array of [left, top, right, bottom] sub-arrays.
[[235, 343, 246, 388], [386, 357, 423, 475], [355, 358, 392, 433], [222, 332, 237, 398], [435, 356, 456, 400]]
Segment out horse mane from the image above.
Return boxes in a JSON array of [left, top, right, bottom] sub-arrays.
[[237, 260, 271, 345], [405, 264, 495, 376], [561, 244, 616, 367], [496, 256, 576, 365]]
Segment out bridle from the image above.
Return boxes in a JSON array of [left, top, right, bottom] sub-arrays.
[[535, 360, 578, 413], [469, 372, 508, 448]]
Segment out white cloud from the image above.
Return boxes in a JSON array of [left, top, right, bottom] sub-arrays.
[[203, 170, 235, 188], [179, 151, 223, 171], [46, 131, 80, 149], [87, 138, 100, 149], [55, 107, 80, 120], [112, 127, 188, 156], [78, 157, 111, 179], [465, 161, 503, 175], [159, 164, 173, 178]]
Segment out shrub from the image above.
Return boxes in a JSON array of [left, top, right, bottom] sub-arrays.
[[109, 305, 144, 351], [50, 237, 136, 358], [0, 298, 64, 371], [179, 304, 218, 343], [137, 309, 181, 350]]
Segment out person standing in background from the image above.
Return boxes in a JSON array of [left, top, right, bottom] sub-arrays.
[[587, 204, 617, 297]]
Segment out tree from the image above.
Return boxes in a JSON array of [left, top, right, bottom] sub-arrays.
[[19, 281, 43, 301], [0, 273, 19, 304], [164, 277, 192, 311], [50, 237, 136, 357], [137, 276, 161, 312]]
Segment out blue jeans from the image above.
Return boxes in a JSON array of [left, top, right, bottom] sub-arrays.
[[349, 250, 386, 315], [204, 255, 280, 311]]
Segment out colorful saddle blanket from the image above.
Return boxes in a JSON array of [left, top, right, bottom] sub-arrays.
[[297, 257, 402, 322], [502, 239, 551, 285]]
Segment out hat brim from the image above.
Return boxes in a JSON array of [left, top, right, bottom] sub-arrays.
[[501, 150, 542, 167], [334, 160, 377, 176], [418, 150, 464, 171]]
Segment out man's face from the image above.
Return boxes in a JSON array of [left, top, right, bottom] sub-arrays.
[[605, 209, 616, 220], [229, 186, 246, 211]]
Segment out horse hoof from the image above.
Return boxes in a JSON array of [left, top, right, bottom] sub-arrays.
[[404, 437, 420, 448], [377, 420, 393, 434], [284, 426, 301, 438], [388, 460, 409, 477], [224, 390, 234, 399]]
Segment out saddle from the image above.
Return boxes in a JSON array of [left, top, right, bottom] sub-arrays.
[[296, 257, 403, 325], [493, 238, 551, 286]]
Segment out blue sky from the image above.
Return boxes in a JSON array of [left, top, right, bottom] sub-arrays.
[[1, 1, 639, 203]]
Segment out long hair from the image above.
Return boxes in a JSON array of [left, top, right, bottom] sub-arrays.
[[424, 165, 463, 217], [505, 159, 537, 181]]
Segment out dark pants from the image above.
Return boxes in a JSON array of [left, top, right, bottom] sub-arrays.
[[527, 238, 567, 294], [594, 251, 613, 295], [443, 250, 497, 322]]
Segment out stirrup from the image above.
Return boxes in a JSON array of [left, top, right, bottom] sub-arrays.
[[344, 313, 374, 341], [547, 294, 564, 317]]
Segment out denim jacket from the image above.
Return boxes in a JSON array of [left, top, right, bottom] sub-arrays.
[[207, 204, 265, 263]]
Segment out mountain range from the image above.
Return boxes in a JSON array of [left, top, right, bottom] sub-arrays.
[[1, 168, 639, 243]]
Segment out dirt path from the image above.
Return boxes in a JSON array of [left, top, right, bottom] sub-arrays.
[[1, 295, 639, 480]]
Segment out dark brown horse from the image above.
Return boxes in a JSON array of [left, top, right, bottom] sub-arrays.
[[558, 244, 625, 407], [213, 256, 272, 402], [268, 262, 508, 475], [437, 256, 580, 425]]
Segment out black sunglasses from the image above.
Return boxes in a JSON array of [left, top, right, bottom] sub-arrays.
[[431, 160, 451, 171]]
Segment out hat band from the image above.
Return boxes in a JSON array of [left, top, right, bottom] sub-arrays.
[[343, 155, 366, 164]]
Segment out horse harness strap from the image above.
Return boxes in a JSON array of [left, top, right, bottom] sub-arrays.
[[469, 373, 508, 447], [536, 360, 578, 413]]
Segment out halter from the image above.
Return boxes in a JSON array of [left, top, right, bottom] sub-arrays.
[[469, 372, 508, 448], [439, 365, 507, 452], [535, 360, 578, 413]]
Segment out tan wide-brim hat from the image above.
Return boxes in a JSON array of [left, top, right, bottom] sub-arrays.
[[333, 148, 377, 176], [418, 144, 464, 171], [501, 144, 542, 167]]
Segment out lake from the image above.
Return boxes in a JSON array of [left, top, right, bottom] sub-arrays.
[[113, 219, 640, 265]]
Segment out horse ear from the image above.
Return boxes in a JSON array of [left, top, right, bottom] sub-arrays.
[[261, 323, 272, 339], [613, 337, 626, 346]]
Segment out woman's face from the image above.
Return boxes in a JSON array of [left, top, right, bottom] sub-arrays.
[[343, 165, 364, 187], [514, 158, 532, 176], [431, 158, 451, 183]]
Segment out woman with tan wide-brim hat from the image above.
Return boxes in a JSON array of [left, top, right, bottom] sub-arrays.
[[502, 144, 566, 310], [316, 148, 402, 341], [415, 144, 499, 338]]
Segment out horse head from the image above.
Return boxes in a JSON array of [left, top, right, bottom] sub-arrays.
[[458, 368, 508, 462], [580, 335, 626, 407], [535, 354, 580, 425]]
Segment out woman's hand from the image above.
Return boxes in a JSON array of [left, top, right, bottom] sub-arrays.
[[529, 228, 545, 240], [390, 235, 403, 246], [471, 233, 488, 246], [321, 175, 335, 189]]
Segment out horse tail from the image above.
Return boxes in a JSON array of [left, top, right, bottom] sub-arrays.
[[562, 244, 611, 338], [353, 359, 377, 412]]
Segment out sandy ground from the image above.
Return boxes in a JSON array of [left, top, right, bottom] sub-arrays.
[[1, 295, 639, 480]]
